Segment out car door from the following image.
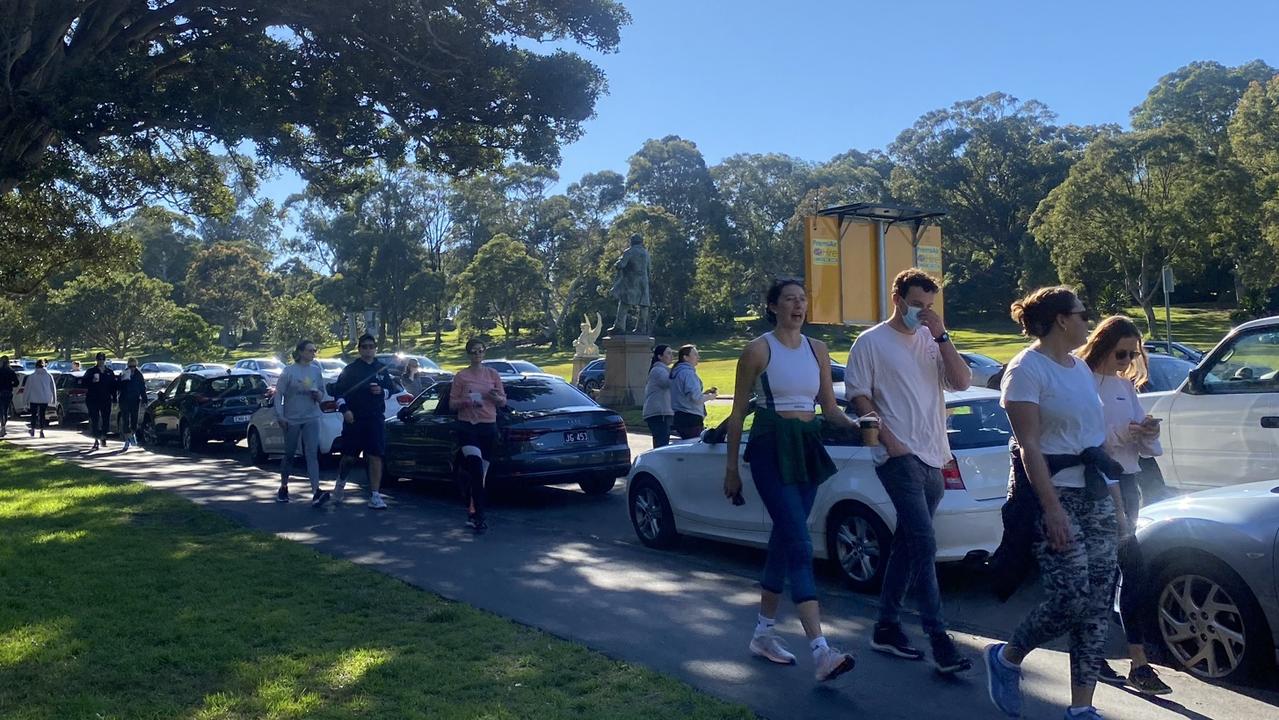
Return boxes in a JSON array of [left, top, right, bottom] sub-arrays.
[[663, 432, 766, 538], [1163, 328, 1279, 490], [154, 375, 189, 437], [385, 384, 457, 479]]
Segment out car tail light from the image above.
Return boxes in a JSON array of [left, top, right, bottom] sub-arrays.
[[396, 393, 413, 405], [505, 427, 548, 442], [942, 458, 966, 490], [320, 400, 338, 413], [603, 420, 627, 442], [69, 389, 86, 397]]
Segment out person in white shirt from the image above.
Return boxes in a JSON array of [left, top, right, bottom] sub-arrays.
[[1078, 316, 1171, 696], [845, 268, 973, 674], [984, 287, 1129, 720]]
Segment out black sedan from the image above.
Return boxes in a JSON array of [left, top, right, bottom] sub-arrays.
[[140, 369, 270, 451], [385, 377, 631, 494]]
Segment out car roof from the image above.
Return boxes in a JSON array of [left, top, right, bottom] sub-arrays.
[[942, 387, 1002, 403], [190, 368, 262, 378], [1231, 314, 1279, 333]]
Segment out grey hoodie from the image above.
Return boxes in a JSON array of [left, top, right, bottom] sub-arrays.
[[273, 362, 326, 422], [669, 362, 705, 417]]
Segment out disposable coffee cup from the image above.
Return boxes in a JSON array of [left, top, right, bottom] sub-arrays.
[[369, 382, 381, 395], [469, 391, 483, 405], [859, 416, 880, 446]]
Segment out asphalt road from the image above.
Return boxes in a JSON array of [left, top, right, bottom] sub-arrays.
[[10, 426, 1278, 720]]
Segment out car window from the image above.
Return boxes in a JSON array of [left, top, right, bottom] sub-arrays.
[[1202, 331, 1279, 394], [487, 361, 514, 373], [506, 381, 593, 411], [946, 399, 1013, 450], [174, 376, 194, 396], [256, 359, 284, 371], [1144, 357, 1193, 392], [209, 375, 268, 394], [511, 361, 541, 373], [419, 357, 441, 371], [410, 386, 443, 417], [145, 378, 170, 392]]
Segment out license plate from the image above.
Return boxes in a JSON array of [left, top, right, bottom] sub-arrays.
[[563, 430, 589, 444], [232, 415, 251, 423]]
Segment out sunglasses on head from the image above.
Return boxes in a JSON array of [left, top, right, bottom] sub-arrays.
[[1114, 349, 1140, 360]]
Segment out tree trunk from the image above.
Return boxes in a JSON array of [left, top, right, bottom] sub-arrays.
[[433, 303, 442, 349], [1142, 300, 1158, 339]]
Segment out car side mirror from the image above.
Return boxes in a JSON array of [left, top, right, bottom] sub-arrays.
[[1185, 366, 1205, 394], [397, 406, 415, 422]]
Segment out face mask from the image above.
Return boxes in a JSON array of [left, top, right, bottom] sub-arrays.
[[903, 305, 924, 330]]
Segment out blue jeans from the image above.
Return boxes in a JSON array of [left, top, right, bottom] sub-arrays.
[[645, 415, 671, 448], [875, 454, 946, 635], [750, 435, 819, 604]]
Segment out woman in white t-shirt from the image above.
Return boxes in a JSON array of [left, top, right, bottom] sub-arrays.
[[1078, 316, 1171, 695], [983, 287, 1129, 720]]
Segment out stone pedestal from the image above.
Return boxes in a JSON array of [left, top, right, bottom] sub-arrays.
[[571, 354, 598, 385], [597, 334, 654, 409]]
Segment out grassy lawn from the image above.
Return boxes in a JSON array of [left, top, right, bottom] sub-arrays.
[[0, 444, 751, 720]]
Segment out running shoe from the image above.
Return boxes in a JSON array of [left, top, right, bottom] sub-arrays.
[[368, 492, 387, 509], [750, 633, 797, 665], [1097, 661, 1126, 686], [984, 643, 1022, 718], [871, 622, 924, 660], [311, 491, 331, 508], [930, 633, 973, 674], [276, 489, 290, 503], [814, 646, 856, 682], [1128, 665, 1172, 695]]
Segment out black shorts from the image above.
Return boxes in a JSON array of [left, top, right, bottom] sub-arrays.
[[341, 417, 387, 457]]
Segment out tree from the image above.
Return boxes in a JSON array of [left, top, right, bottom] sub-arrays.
[[627, 135, 729, 238], [454, 235, 546, 341], [168, 307, 221, 363], [889, 94, 1101, 317], [1031, 129, 1215, 332], [0, 186, 135, 297], [267, 295, 334, 353], [117, 206, 201, 302], [47, 271, 179, 358], [1229, 75, 1279, 305], [184, 244, 271, 346]]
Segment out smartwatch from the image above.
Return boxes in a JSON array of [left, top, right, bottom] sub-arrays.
[[934, 332, 951, 344]]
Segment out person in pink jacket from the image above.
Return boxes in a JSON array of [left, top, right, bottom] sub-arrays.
[[449, 338, 506, 532]]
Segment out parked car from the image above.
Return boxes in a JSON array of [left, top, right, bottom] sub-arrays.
[[1145, 340, 1204, 364], [576, 357, 606, 392], [315, 358, 348, 382], [383, 377, 631, 495], [1139, 315, 1279, 491], [140, 362, 183, 373], [114, 371, 181, 436], [54, 371, 88, 426], [482, 358, 552, 376], [1139, 354, 1196, 393], [245, 383, 415, 462], [960, 352, 1004, 388], [139, 370, 270, 451], [376, 353, 453, 383], [11, 370, 59, 422], [1133, 479, 1279, 682], [626, 388, 1013, 592], [184, 362, 230, 373], [233, 358, 285, 386], [46, 360, 75, 373]]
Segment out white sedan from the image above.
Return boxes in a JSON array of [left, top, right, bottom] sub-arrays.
[[625, 388, 1013, 592], [245, 386, 415, 462]]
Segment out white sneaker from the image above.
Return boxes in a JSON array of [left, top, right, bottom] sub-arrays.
[[750, 633, 797, 665], [367, 492, 387, 509], [814, 646, 856, 682]]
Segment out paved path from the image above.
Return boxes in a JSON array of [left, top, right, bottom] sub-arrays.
[[9, 427, 1277, 720]]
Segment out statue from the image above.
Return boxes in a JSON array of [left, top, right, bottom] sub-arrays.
[[573, 312, 603, 357], [608, 234, 651, 335]]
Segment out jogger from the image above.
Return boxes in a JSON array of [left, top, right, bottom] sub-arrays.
[[450, 338, 506, 531]]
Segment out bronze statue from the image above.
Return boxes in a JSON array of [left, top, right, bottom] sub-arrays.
[[608, 234, 651, 335]]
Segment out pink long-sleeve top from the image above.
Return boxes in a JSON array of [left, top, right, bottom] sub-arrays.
[[450, 366, 506, 424]]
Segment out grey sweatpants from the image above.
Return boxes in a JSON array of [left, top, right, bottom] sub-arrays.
[[1009, 486, 1119, 688], [280, 418, 322, 494]]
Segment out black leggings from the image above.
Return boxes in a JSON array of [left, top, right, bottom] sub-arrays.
[[457, 422, 498, 519], [120, 399, 141, 436], [30, 403, 49, 430], [1117, 475, 1151, 645], [88, 401, 112, 439]]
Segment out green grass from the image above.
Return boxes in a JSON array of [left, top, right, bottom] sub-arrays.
[[0, 444, 752, 720]]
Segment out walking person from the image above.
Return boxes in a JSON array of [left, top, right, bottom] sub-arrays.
[[643, 344, 675, 448], [0, 356, 19, 437], [82, 352, 116, 449], [670, 344, 717, 439], [1080, 317, 1171, 695], [724, 278, 858, 683], [845, 268, 974, 674], [25, 359, 57, 438], [117, 358, 147, 450], [332, 334, 401, 509], [275, 340, 330, 507], [450, 339, 506, 531], [985, 287, 1129, 720]]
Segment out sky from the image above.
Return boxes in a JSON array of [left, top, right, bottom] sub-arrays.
[[260, 0, 1279, 205]]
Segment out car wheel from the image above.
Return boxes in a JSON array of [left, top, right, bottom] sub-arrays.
[[826, 503, 891, 593], [629, 474, 678, 549], [1153, 557, 1274, 682], [247, 427, 267, 465], [180, 422, 205, 452], [584, 379, 602, 393], [140, 417, 160, 447], [579, 475, 616, 495], [55, 405, 66, 426]]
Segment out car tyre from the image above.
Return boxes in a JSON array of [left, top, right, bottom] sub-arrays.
[[583, 379, 602, 393], [579, 475, 616, 495], [826, 503, 891, 594], [247, 427, 268, 465], [139, 416, 160, 447], [55, 405, 67, 426], [629, 475, 678, 549], [180, 422, 205, 452], [1152, 556, 1274, 683]]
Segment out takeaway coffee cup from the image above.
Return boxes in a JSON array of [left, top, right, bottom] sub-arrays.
[[859, 415, 880, 446], [469, 391, 483, 406]]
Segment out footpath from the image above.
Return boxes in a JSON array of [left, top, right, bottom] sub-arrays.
[[12, 428, 1277, 720]]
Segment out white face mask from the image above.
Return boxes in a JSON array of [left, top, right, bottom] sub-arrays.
[[903, 304, 924, 330]]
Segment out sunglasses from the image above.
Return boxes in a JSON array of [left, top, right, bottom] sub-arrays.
[[358, 343, 376, 349], [1114, 349, 1141, 360], [1069, 309, 1092, 322], [467, 348, 486, 355]]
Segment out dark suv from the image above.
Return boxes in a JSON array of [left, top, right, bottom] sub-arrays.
[[54, 371, 89, 426], [140, 369, 269, 451]]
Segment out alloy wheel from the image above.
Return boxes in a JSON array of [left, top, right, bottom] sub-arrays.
[[1158, 573, 1248, 679], [835, 515, 882, 583], [632, 487, 664, 542]]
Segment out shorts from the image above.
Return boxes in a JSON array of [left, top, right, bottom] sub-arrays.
[[341, 417, 387, 457]]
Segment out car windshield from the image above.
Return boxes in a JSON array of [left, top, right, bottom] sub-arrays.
[[107, 361, 128, 371], [317, 359, 346, 371], [417, 356, 441, 370], [145, 378, 171, 391], [1145, 357, 1194, 392], [965, 353, 1001, 367], [503, 381, 591, 411], [256, 359, 284, 370], [946, 399, 1013, 450], [510, 361, 542, 373], [149, 362, 182, 372], [206, 375, 268, 394]]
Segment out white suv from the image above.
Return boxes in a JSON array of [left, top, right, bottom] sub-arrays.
[[1140, 315, 1279, 491]]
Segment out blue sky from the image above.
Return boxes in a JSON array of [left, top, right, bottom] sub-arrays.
[[262, 0, 1279, 204]]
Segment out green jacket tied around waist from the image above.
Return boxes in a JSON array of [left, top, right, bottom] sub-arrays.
[[744, 407, 837, 485]]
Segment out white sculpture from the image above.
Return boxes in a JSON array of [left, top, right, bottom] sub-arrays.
[[573, 312, 603, 357]]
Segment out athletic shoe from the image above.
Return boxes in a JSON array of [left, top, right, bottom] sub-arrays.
[[29, 427, 35, 436], [1128, 665, 1172, 696], [750, 633, 797, 665], [332, 485, 344, 504], [276, 489, 290, 503], [930, 633, 972, 674], [368, 493, 387, 509], [122, 439, 132, 451], [311, 491, 331, 508], [1097, 661, 1126, 686], [871, 622, 924, 660], [91, 440, 99, 450], [814, 646, 856, 682], [1063, 707, 1104, 720], [984, 643, 1022, 718], [39, 430, 45, 438]]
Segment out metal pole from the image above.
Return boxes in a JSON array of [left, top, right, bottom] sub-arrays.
[[1164, 283, 1173, 350], [877, 220, 888, 321]]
